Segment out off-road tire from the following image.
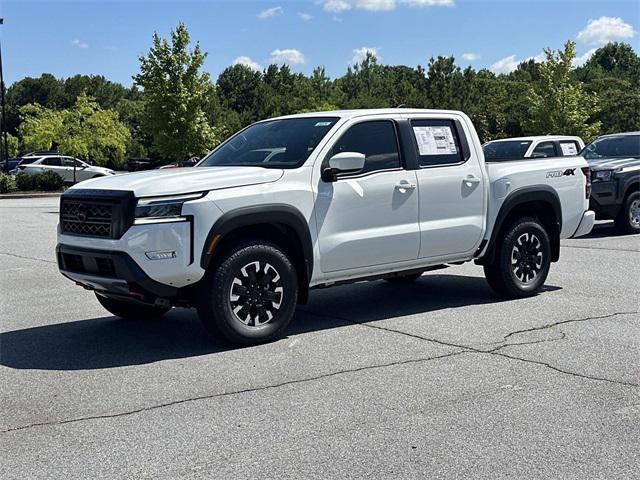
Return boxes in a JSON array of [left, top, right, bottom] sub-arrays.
[[196, 242, 298, 346], [95, 293, 170, 320], [483, 217, 551, 298]]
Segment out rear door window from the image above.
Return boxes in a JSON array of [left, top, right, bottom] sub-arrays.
[[559, 141, 579, 156], [410, 119, 463, 167], [531, 141, 558, 158], [41, 157, 62, 166]]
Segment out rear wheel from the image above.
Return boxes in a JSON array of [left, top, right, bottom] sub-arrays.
[[196, 242, 298, 346], [95, 293, 170, 320], [615, 191, 640, 234], [483, 217, 551, 298], [384, 272, 422, 284]]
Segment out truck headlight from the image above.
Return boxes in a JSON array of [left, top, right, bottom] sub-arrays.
[[134, 192, 205, 224], [592, 170, 614, 182]]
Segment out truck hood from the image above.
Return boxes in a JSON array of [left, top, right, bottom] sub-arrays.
[[70, 166, 284, 197], [587, 157, 640, 171]]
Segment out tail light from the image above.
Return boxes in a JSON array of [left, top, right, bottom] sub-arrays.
[[581, 166, 591, 199]]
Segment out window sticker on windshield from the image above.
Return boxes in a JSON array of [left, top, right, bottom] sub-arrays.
[[315, 121, 332, 127], [413, 126, 457, 155], [560, 143, 578, 156]]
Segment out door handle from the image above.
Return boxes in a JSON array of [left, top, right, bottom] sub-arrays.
[[395, 181, 416, 191], [463, 175, 481, 185]]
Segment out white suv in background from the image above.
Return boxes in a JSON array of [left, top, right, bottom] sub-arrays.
[[14, 155, 116, 183], [483, 136, 585, 161]]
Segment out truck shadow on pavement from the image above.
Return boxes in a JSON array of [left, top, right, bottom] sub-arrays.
[[0, 274, 560, 371]]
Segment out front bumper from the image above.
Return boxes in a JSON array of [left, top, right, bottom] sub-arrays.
[[57, 192, 222, 291], [590, 180, 620, 219], [57, 244, 180, 300], [571, 210, 595, 238]]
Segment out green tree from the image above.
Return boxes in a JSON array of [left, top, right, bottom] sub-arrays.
[[216, 64, 263, 124], [6, 133, 20, 157], [6, 73, 64, 134], [134, 22, 218, 162], [424, 56, 465, 109], [525, 41, 601, 140], [18, 93, 130, 167], [576, 42, 640, 133]]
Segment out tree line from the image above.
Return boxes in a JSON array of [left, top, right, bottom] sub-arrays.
[[4, 22, 639, 167]]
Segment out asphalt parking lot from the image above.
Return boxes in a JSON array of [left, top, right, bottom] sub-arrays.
[[1, 197, 638, 479]]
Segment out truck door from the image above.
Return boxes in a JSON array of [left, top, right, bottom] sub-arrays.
[[314, 118, 420, 273], [403, 115, 486, 259]]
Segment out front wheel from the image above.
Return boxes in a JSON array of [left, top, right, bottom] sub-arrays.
[[615, 191, 640, 234], [483, 217, 551, 298], [196, 242, 298, 346], [95, 293, 170, 320]]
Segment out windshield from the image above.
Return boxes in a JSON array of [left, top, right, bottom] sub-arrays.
[[18, 157, 40, 165], [199, 117, 339, 169], [582, 134, 640, 160], [483, 140, 532, 162]]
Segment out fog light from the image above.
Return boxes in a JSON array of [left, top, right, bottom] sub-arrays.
[[145, 250, 176, 260]]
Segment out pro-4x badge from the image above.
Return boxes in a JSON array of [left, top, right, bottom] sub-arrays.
[[546, 168, 576, 178]]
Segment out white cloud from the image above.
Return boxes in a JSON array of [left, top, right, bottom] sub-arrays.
[[490, 55, 519, 74], [298, 12, 313, 21], [269, 48, 306, 65], [527, 52, 546, 63], [233, 56, 263, 71], [257, 6, 283, 19], [462, 52, 480, 61], [351, 46, 381, 64], [356, 0, 396, 10], [71, 39, 88, 49], [332, 16, 344, 22], [322, 0, 453, 12], [323, 0, 352, 12], [490, 51, 547, 74], [577, 16, 636, 45], [573, 48, 598, 67], [400, 0, 454, 6]]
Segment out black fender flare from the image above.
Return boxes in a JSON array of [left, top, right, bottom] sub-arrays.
[[479, 185, 562, 264], [200, 204, 314, 282], [621, 175, 640, 201]]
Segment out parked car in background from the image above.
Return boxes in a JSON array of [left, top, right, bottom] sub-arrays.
[[158, 156, 201, 169], [3, 158, 22, 171], [483, 136, 585, 162], [582, 131, 640, 233], [15, 155, 116, 184], [123, 157, 159, 172]]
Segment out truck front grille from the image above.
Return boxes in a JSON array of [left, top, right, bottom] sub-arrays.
[[61, 201, 113, 238]]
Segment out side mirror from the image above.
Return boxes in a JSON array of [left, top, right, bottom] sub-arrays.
[[322, 152, 365, 181], [530, 152, 548, 158]]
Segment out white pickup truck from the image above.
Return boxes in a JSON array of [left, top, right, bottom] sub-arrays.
[[56, 109, 594, 345], [483, 135, 585, 161]]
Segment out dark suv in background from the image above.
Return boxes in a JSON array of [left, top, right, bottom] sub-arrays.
[[582, 132, 640, 233]]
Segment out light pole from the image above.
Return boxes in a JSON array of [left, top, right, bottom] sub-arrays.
[[0, 17, 9, 173]]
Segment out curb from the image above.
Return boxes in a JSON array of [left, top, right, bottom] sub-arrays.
[[0, 192, 63, 199]]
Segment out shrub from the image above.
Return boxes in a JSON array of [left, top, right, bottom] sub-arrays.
[[0, 172, 17, 193], [34, 171, 64, 191], [15, 172, 35, 191], [14, 171, 64, 191]]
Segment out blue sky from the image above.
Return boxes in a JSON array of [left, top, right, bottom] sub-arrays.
[[2, 0, 638, 86]]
